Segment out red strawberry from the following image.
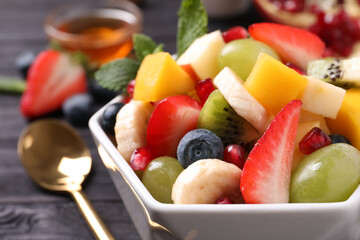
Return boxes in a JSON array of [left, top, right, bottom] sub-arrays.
[[248, 22, 325, 70], [240, 99, 302, 204], [146, 95, 202, 158], [20, 50, 87, 118]]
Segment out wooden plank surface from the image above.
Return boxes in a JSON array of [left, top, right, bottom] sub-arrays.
[[0, 0, 261, 239]]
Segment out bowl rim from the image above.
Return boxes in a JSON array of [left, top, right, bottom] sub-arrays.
[[89, 96, 360, 213]]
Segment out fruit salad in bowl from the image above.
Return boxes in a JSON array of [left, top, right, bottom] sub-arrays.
[[89, 0, 360, 239]]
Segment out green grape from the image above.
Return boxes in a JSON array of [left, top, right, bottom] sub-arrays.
[[290, 143, 360, 203], [142, 156, 184, 203], [218, 38, 280, 81]]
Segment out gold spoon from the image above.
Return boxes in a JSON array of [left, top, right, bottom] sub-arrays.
[[17, 119, 114, 240]]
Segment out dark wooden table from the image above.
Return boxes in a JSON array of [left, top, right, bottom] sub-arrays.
[[0, 1, 261, 239]]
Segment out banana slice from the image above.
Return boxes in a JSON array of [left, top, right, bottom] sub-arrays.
[[172, 159, 243, 204], [214, 67, 272, 132], [114, 100, 154, 162]]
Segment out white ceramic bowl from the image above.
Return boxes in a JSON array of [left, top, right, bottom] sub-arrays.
[[89, 97, 360, 240]]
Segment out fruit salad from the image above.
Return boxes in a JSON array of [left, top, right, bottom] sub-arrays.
[[96, 0, 360, 205]]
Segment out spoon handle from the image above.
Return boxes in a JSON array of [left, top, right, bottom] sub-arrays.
[[70, 190, 115, 240]]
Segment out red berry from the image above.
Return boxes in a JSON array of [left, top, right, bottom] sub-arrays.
[[222, 26, 248, 43], [123, 80, 136, 104], [215, 197, 232, 204], [122, 96, 132, 104], [299, 127, 332, 155], [130, 146, 153, 171], [285, 62, 305, 75], [223, 144, 246, 169], [127, 79, 136, 96], [308, 9, 360, 57], [195, 78, 216, 104]]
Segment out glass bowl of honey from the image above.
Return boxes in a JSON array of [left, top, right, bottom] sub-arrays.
[[44, 0, 142, 64]]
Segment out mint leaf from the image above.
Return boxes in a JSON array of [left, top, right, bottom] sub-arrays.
[[133, 33, 164, 61], [0, 76, 26, 94], [95, 58, 140, 92], [177, 0, 208, 57], [153, 44, 164, 54]]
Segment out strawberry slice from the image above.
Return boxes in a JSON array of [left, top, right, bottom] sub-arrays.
[[146, 95, 202, 158], [240, 99, 302, 204], [248, 22, 325, 70], [20, 50, 87, 118]]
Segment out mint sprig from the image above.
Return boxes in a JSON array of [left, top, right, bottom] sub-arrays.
[[95, 58, 140, 92], [94, 0, 209, 92], [176, 0, 208, 57], [95, 34, 162, 92], [133, 34, 164, 62]]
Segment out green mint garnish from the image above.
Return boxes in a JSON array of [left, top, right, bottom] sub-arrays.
[[0, 76, 26, 94], [176, 0, 208, 57], [133, 33, 164, 61], [94, 33, 162, 91], [94, 58, 140, 92]]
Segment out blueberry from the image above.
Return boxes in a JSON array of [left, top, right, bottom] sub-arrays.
[[15, 51, 36, 79], [329, 134, 352, 145], [63, 93, 95, 126], [88, 78, 119, 103], [177, 129, 224, 168], [101, 102, 125, 134]]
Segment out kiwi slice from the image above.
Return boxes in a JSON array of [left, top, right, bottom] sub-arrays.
[[307, 57, 360, 89], [197, 89, 260, 147]]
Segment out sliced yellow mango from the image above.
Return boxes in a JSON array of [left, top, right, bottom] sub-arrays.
[[244, 53, 308, 116], [326, 88, 360, 150], [133, 52, 195, 102]]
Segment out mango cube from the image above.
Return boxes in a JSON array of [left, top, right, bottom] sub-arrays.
[[326, 88, 360, 150], [133, 52, 194, 102], [244, 53, 308, 116]]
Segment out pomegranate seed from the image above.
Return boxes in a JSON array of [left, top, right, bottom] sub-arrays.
[[222, 26, 248, 43], [122, 96, 132, 104], [216, 197, 232, 204], [130, 146, 153, 171], [285, 63, 305, 75], [299, 127, 332, 155], [196, 78, 216, 104], [127, 79, 136, 96], [308, 9, 360, 57], [223, 144, 246, 169]]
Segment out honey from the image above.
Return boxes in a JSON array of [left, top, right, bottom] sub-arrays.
[[45, 3, 142, 64]]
